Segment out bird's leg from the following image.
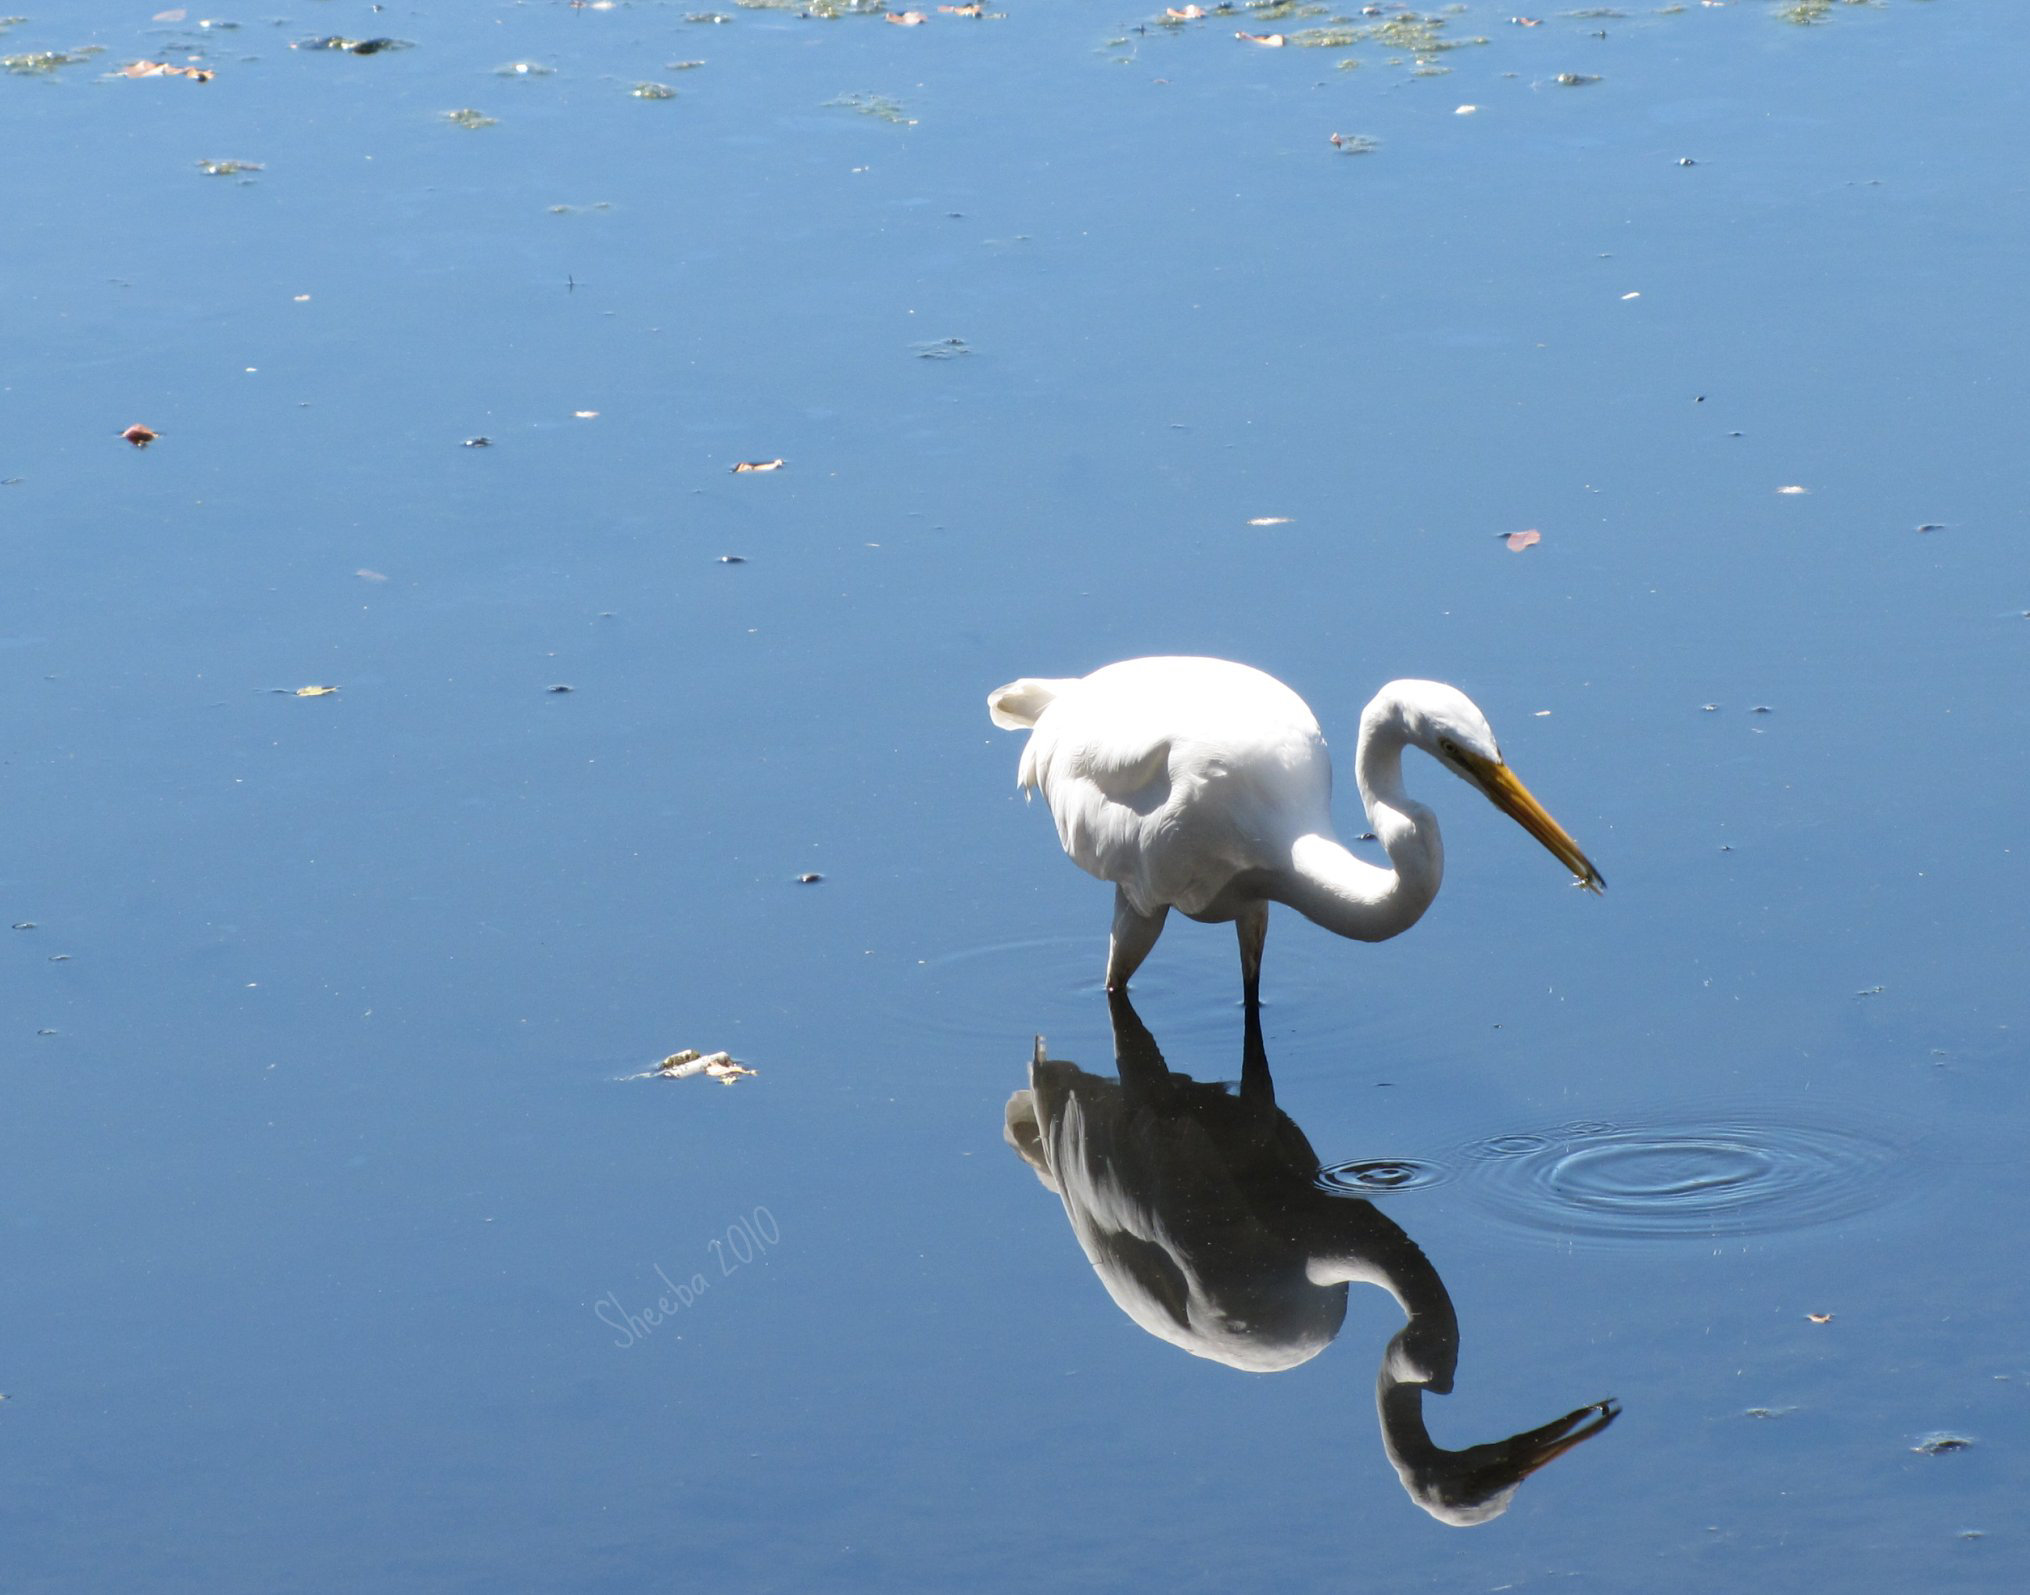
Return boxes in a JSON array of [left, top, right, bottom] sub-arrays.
[[1106, 888, 1168, 992], [1236, 902, 1269, 1010]]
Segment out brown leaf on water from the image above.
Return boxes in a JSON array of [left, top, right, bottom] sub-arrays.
[[121, 59, 214, 80], [121, 424, 158, 448], [732, 458, 785, 473], [1236, 31, 1286, 46], [1505, 528, 1542, 551]]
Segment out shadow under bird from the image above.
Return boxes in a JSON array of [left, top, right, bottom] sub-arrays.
[[988, 657, 1604, 1005], [1004, 994, 1619, 1524]]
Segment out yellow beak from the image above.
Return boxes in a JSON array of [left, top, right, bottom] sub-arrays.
[[1457, 750, 1606, 894]]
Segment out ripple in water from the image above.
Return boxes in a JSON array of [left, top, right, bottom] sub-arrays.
[[1453, 1111, 1909, 1245], [1314, 1157, 1448, 1196]]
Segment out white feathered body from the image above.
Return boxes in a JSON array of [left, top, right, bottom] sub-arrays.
[[992, 657, 1358, 924]]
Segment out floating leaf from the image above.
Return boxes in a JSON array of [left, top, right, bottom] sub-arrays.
[[732, 458, 785, 473], [644, 1049, 758, 1085], [1505, 528, 1541, 551], [1912, 1432, 1974, 1455], [120, 59, 214, 79], [294, 685, 339, 698]]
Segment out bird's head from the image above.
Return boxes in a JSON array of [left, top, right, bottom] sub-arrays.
[[1379, 680, 1606, 895]]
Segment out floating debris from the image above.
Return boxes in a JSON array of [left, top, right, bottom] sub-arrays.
[[463, 436, 493, 448], [1555, 71, 1600, 86], [356, 569, 389, 583], [1505, 528, 1541, 552], [796, 872, 823, 884], [1750, 705, 1773, 714], [940, 2, 986, 13], [1236, 31, 1287, 47], [718, 554, 747, 564], [1912, 1432, 1974, 1456], [1329, 132, 1379, 154], [912, 337, 970, 359], [885, 9, 929, 23], [666, 59, 708, 70], [826, 92, 916, 126], [3, 46, 105, 74], [293, 685, 339, 698], [196, 158, 261, 177], [1777, 484, 1809, 495], [1247, 516, 1293, 527], [1166, 4, 1207, 16], [1915, 522, 1946, 534], [1806, 1312, 1833, 1324], [120, 59, 214, 80], [631, 1049, 758, 1085], [495, 61, 554, 76], [443, 108, 498, 129], [732, 458, 785, 473], [547, 684, 574, 694], [1743, 1406, 1798, 1420], [121, 424, 159, 448], [686, 11, 733, 21], [631, 81, 676, 99], [296, 36, 410, 55]]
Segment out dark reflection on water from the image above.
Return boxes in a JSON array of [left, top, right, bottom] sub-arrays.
[[1005, 994, 1618, 1525]]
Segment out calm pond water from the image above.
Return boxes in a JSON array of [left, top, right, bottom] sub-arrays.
[[4, 1, 2027, 1589]]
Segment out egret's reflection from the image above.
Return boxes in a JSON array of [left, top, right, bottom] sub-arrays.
[[1003, 994, 1617, 1525]]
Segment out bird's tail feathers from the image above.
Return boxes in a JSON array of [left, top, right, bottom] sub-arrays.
[[987, 677, 1072, 730]]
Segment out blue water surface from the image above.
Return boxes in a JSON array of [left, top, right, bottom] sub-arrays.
[[4, 2, 2027, 1589]]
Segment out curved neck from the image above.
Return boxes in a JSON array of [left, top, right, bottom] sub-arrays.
[[1274, 716, 1443, 942]]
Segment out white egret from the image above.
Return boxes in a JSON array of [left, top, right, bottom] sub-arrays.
[[988, 657, 1603, 1005]]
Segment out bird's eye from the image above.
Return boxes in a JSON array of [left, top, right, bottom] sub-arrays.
[[1439, 738, 1459, 759]]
